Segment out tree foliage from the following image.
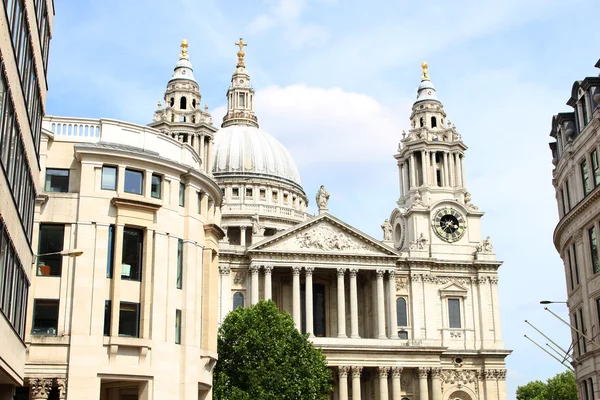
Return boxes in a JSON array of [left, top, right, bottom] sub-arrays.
[[213, 300, 332, 400], [516, 370, 577, 400]]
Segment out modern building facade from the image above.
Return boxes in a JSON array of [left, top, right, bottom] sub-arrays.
[[549, 60, 600, 400], [214, 47, 510, 399], [22, 43, 223, 399], [0, 0, 54, 397]]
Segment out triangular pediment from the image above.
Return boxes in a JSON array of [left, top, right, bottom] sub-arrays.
[[248, 213, 398, 257], [439, 282, 468, 297]]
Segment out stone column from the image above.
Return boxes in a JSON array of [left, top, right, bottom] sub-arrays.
[[349, 268, 360, 338], [352, 366, 363, 400], [249, 265, 260, 305], [387, 269, 397, 338], [409, 153, 416, 189], [240, 226, 247, 247], [431, 368, 442, 400], [199, 134, 206, 172], [292, 266, 301, 329], [421, 150, 428, 185], [398, 162, 405, 198], [376, 270, 386, 339], [110, 224, 125, 337], [454, 153, 462, 187], [391, 367, 402, 400], [461, 155, 467, 187], [264, 265, 273, 301], [338, 366, 350, 400], [403, 162, 410, 194], [218, 265, 231, 323], [305, 267, 314, 336], [418, 368, 429, 400], [207, 139, 213, 173], [337, 268, 347, 338], [28, 378, 53, 400], [448, 152, 455, 187], [378, 367, 390, 400], [442, 152, 449, 187], [431, 151, 437, 186]]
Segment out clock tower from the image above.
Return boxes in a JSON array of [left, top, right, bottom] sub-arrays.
[[390, 62, 491, 262]]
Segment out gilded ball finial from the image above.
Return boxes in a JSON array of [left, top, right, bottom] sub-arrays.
[[180, 39, 189, 59], [421, 61, 429, 80], [235, 38, 248, 67]]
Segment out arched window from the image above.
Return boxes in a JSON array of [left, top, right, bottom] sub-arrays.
[[192, 99, 196, 108], [396, 297, 407, 326], [420, 117, 424, 127], [180, 97, 187, 110], [169, 97, 174, 107], [431, 116, 437, 128], [233, 292, 244, 310]]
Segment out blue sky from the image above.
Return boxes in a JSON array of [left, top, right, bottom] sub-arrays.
[[48, 0, 600, 397]]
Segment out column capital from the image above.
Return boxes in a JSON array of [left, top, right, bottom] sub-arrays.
[[377, 366, 390, 378], [264, 265, 274, 274], [249, 265, 260, 274], [27, 378, 53, 399], [338, 366, 350, 378], [430, 367, 442, 379], [337, 267, 346, 277], [305, 266, 315, 275], [292, 266, 301, 276], [240, 225, 248, 231], [349, 268, 358, 277], [392, 366, 403, 378], [388, 269, 396, 279], [351, 366, 363, 378], [55, 378, 67, 399], [417, 367, 430, 378], [219, 265, 231, 275], [375, 269, 385, 278]]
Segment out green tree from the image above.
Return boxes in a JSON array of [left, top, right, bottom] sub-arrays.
[[516, 370, 577, 400], [213, 300, 332, 400]]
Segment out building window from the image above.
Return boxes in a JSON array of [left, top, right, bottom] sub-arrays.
[[579, 308, 587, 353], [431, 116, 437, 128], [37, 224, 64, 276], [582, 160, 591, 196], [573, 243, 580, 285], [283, 193, 289, 203], [560, 188, 567, 216], [272, 191, 278, 201], [233, 292, 244, 310], [566, 179, 571, 209], [197, 191, 203, 214], [396, 297, 408, 327], [179, 182, 185, 207], [260, 189, 266, 199], [122, 228, 143, 281], [574, 312, 582, 356], [587, 379, 594, 400], [101, 166, 117, 190], [106, 225, 115, 278], [239, 93, 245, 107], [589, 226, 599, 274], [177, 239, 183, 289], [246, 187, 253, 198], [175, 309, 182, 344], [448, 298, 461, 328], [44, 168, 69, 192], [592, 150, 600, 188], [104, 300, 111, 336], [32, 299, 59, 335], [180, 96, 187, 110], [232, 187, 239, 197], [567, 248, 575, 291], [118, 302, 140, 337], [581, 99, 589, 125], [151, 174, 162, 199], [124, 169, 143, 195]]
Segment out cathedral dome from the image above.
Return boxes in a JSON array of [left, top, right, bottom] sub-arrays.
[[212, 124, 302, 188]]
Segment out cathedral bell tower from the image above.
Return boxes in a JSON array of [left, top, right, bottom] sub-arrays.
[[389, 63, 490, 261], [149, 40, 217, 174]]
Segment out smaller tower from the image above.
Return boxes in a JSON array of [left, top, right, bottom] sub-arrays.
[[222, 38, 259, 128]]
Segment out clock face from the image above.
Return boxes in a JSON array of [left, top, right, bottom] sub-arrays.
[[432, 207, 466, 242]]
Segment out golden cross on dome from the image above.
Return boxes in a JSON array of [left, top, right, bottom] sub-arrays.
[[421, 61, 429, 80], [180, 39, 189, 59], [235, 38, 247, 67]]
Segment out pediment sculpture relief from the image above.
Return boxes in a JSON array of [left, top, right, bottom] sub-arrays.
[[295, 225, 369, 252]]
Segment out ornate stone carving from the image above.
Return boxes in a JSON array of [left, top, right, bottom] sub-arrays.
[[337, 267, 346, 277], [263, 265, 274, 274], [56, 378, 67, 399], [412, 187, 424, 207], [410, 233, 429, 250], [464, 191, 479, 210], [375, 269, 385, 278], [316, 185, 330, 211], [410, 274, 423, 282], [396, 276, 408, 289], [494, 369, 507, 380], [450, 331, 462, 338], [474, 277, 488, 285], [305, 266, 314, 276], [417, 367, 430, 378], [295, 225, 369, 252], [475, 236, 493, 253], [218, 265, 231, 275], [381, 218, 392, 240], [431, 367, 442, 379], [378, 366, 390, 378], [489, 276, 499, 285], [233, 271, 246, 284], [251, 214, 265, 235], [441, 369, 477, 387], [292, 266, 301, 276], [349, 268, 358, 278], [28, 378, 53, 399], [422, 274, 435, 283], [352, 366, 363, 378], [484, 370, 496, 380], [388, 269, 396, 279], [433, 276, 472, 285], [338, 366, 350, 378], [249, 265, 260, 274], [392, 366, 403, 378]]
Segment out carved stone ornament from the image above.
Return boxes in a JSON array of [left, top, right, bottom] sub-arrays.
[[431, 367, 442, 379], [305, 266, 315, 275], [392, 366, 403, 378], [249, 265, 260, 274], [218, 265, 231, 275], [28, 378, 53, 399], [410, 233, 429, 250], [352, 366, 363, 378], [233, 271, 246, 284], [295, 225, 369, 252], [417, 367, 430, 378], [292, 266, 301, 276], [489, 276, 499, 285], [338, 366, 350, 378], [411, 187, 425, 208], [433, 276, 472, 285], [396, 276, 408, 290], [349, 268, 358, 278], [316, 185, 330, 211], [464, 191, 478, 210], [381, 218, 393, 240], [378, 366, 390, 378], [475, 236, 493, 253], [441, 369, 477, 388], [263, 265, 274, 274], [450, 331, 462, 339], [56, 378, 67, 399], [375, 269, 386, 278], [337, 267, 346, 277], [410, 274, 423, 282]]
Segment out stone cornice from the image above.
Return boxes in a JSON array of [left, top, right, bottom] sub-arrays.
[[111, 196, 162, 212]]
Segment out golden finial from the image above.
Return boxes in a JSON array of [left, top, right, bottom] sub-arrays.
[[235, 38, 247, 67], [421, 61, 429, 80], [180, 39, 189, 59]]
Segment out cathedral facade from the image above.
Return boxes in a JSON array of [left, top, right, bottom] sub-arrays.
[[23, 40, 509, 399]]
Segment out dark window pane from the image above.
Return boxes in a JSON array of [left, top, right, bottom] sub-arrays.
[[592, 150, 600, 187], [122, 228, 143, 281], [176, 239, 183, 289], [37, 224, 64, 276], [448, 299, 461, 328], [398, 331, 408, 339], [124, 169, 143, 195], [44, 169, 69, 192], [107, 225, 115, 278], [396, 297, 407, 327], [175, 309, 181, 344], [582, 160, 591, 196], [118, 302, 139, 337], [101, 166, 117, 190], [314, 284, 326, 337], [104, 300, 111, 336], [179, 182, 185, 206], [590, 226, 599, 274], [32, 299, 59, 335], [151, 174, 161, 199], [233, 292, 244, 310]]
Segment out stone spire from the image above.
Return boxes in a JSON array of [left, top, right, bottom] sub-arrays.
[[222, 38, 259, 128]]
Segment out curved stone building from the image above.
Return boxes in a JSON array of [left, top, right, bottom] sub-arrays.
[[549, 59, 600, 400], [23, 43, 223, 399]]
